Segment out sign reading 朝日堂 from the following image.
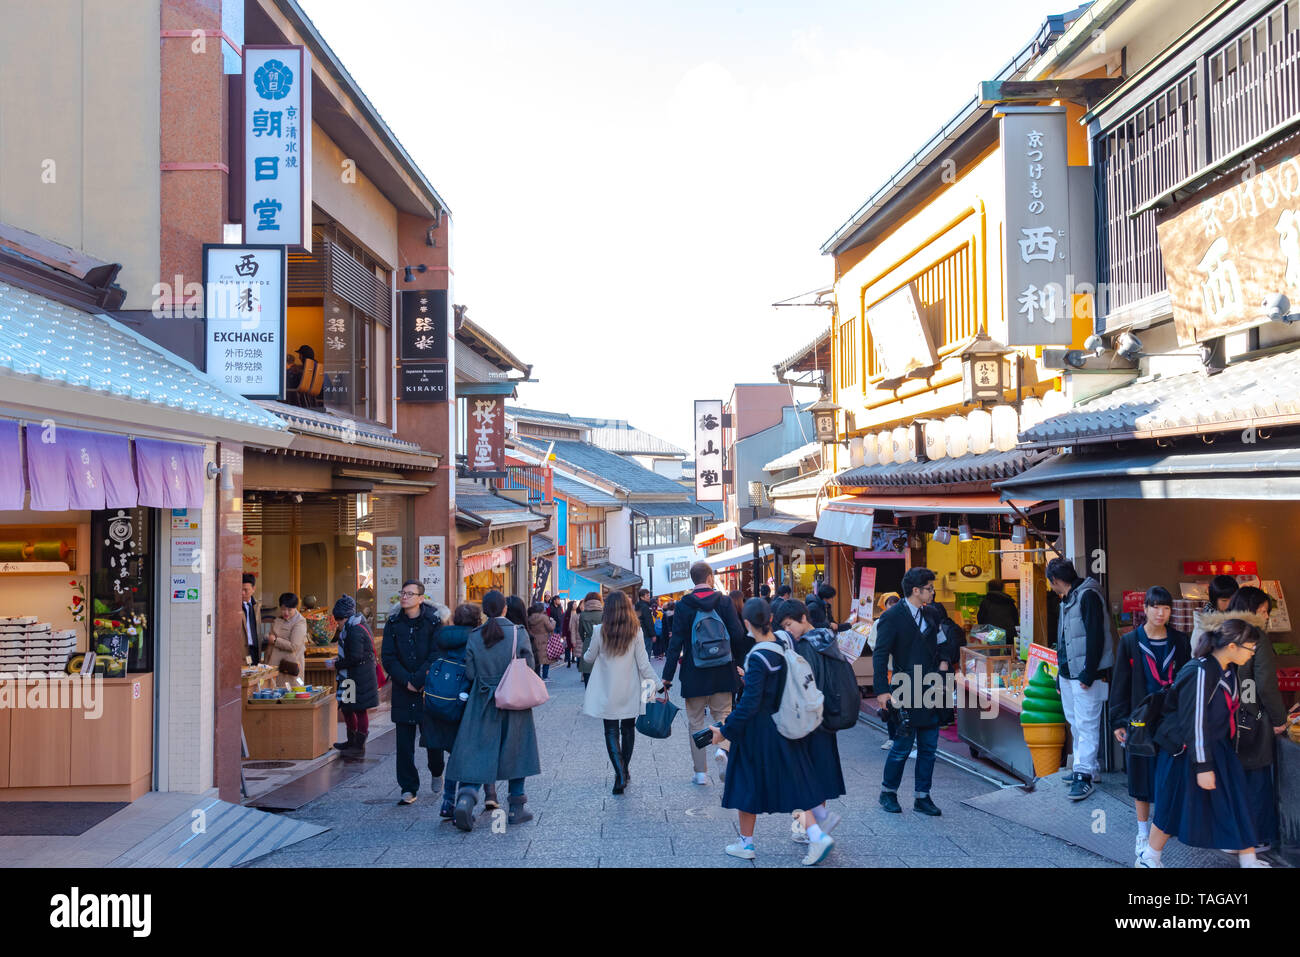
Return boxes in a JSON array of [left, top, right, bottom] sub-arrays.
[[1001, 107, 1073, 346], [694, 399, 724, 503], [243, 46, 312, 249], [203, 244, 286, 399]]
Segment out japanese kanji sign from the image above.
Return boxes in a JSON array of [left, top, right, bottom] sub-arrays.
[[464, 396, 506, 476], [203, 244, 286, 399], [1001, 107, 1073, 345], [243, 46, 312, 249], [863, 284, 938, 382], [694, 399, 724, 503], [399, 289, 449, 360], [1156, 137, 1300, 345]]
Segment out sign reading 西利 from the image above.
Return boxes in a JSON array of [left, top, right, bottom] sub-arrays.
[[464, 397, 506, 476], [243, 46, 311, 249], [1158, 140, 1300, 344], [203, 244, 287, 399], [1001, 107, 1073, 346], [694, 399, 724, 502], [864, 285, 938, 381]]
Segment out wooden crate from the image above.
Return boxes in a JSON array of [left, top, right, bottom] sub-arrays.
[[242, 693, 335, 760]]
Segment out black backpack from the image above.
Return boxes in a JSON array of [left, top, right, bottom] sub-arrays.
[[794, 631, 861, 731], [690, 606, 733, 669], [1125, 688, 1168, 758]]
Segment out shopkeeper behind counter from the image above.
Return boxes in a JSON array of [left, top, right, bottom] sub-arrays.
[[265, 592, 307, 678]]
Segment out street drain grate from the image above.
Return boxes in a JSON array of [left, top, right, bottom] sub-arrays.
[[245, 761, 295, 770]]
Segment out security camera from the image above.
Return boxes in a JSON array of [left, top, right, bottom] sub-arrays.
[[1083, 333, 1106, 356], [1115, 332, 1144, 360], [1263, 292, 1297, 323]]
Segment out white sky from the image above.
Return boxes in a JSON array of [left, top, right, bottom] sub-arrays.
[[299, 0, 1064, 450]]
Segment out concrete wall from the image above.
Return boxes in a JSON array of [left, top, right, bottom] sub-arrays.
[[0, 0, 162, 305]]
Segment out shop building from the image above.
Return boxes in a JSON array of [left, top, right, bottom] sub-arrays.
[[0, 234, 290, 801]]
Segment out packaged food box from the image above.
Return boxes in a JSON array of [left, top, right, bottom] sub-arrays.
[[0, 616, 37, 625], [26, 623, 52, 634]]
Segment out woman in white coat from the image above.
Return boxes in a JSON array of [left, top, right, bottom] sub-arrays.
[[583, 590, 657, 794]]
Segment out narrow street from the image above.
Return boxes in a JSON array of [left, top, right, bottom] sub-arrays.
[[249, 662, 1115, 868]]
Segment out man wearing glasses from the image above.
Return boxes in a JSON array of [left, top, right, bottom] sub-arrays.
[[381, 579, 444, 805], [873, 566, 949, 817]]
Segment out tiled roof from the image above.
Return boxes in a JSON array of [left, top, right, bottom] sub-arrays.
[[551, 473, 622, 508], [764, 441, 821, 472], [629, 501, 714, 518], [532, 534, 555, 556], [0, 281, 285, 431], [456, 481, 544, 526], [261, 401, 424, 452], [586, 426, 687, 457], [515, 437, 693, 497], [834, 448, 1048, 488], [1020, 348, 1300, 446], [769, 470, 833, 500]]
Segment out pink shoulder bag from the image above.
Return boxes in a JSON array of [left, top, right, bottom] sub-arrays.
[[495, 624, 550, 711]]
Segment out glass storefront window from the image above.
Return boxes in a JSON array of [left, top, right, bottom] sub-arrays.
[[90, 508, 154, 674]]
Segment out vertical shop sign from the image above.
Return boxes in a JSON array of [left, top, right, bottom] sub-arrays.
[[376, 536, 404, 614], [694, 399, 724, 502], [1001, 107, 1073, 345], [418, 535, 446, 607], [532, 557, 552, 603], [243, 45, 312, 249], [203, 245, 286, 399], [463, 397, 505, 476], [397, 290, 449, 402]]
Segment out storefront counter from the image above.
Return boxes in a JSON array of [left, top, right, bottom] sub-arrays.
[[242, 691, 335, 760], [303, 646, 337, 691], [0, 673, 153, 801], [954, 672, 1038, 783]]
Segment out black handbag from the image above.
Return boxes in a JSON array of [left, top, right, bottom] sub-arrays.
[[636, 699, 680, 739], [1126, 688, 1168, 758]]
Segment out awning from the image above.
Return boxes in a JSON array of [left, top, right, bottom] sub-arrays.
[[708, 542, 773, 572], [740, 514, 817, 537], [532, 534, 555, 556], [813, 499, 875, 549], [995, 445, 1300, 501], [630, 501, 714, 518], [463, 547, 513, 577], [694, 521, 737, 548], [823, 492, 1039, 515], [763, 441, 821, 473], [583, 562, 642, 590]]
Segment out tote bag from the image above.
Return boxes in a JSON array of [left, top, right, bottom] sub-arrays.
[[495, 624, 550, 711]]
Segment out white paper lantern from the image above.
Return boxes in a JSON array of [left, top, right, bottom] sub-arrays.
[[944, 414, 969, 458], [862, 432, 879, 465], [924, 420, 947, 460], [1019, 396, 1044, 430], [968, 409, 992, 454], [877, 429, 894, 464], [849, 436, 866, 468], [1042, 389, 1069, 418], [892, 426, 912, 463], [992, 404, 1018, 452]]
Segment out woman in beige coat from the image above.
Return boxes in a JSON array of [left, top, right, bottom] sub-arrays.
[[267, 592, 308, 677], [583, 591, 657, 794]]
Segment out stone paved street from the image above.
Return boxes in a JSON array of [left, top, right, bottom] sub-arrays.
[[247, 661, 1117, 868]]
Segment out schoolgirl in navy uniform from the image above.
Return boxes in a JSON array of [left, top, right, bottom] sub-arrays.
[[1109, 586, 1190, 859], [709, 598, 836, 866], [1138, 613, 1268, 868]]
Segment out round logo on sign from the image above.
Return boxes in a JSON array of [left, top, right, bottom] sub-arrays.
[[254, 59, 294, 100]]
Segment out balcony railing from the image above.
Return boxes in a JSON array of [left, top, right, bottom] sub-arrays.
[[495, 465, 549, 507]]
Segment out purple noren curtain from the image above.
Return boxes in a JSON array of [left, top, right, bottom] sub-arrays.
[[0, 421, 24, 510], [135, 438, 205, 509], [25, 424, 71, 511], [96, 433, 139, 509], [62, 428, 108, 511]]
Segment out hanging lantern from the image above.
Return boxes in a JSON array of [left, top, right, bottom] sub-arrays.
[[924, 420, 947, 460], [944, 414, 969, 458], [959, 333, 1010, 406], [849, 436, 866, 468], [862, 432, 879, 465], [968, 409, 993, 454], [809, 395, 840, 443], [877, 429, 894, 464], [991, 404, 1018, 452]]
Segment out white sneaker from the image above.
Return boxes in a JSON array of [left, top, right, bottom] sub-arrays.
[[692, 771, 709, 786], [792, 814, 808, 844], [880, 740, 893, 750], [1135, 845, 1162, 868], [1135, 834, 1148, 858], [725, 840, 756, 860], [802, 834, 835, 866], [714, 748, 728, 783], [1241, 858, 1272, 868], [909, 749, 918, 759], [397, 792, 417, 806]]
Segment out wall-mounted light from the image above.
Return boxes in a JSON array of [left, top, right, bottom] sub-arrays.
[[1010, 523, 1028, 545], [932, 524, 952, 546], [957, 516, 972, 542], [403, 264, 428, 283], [206, 461, 234, 491], [425, 226, 438, 247]]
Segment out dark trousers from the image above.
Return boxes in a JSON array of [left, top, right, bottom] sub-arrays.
[[882, 723, 940, 797], [395, 721, 441, 796]]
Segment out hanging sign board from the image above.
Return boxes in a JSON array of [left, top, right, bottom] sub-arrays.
[[693, 399, 724, 502], [203, 244, 287, 399], [243, 45, 312, 249], [864, 285, 938, 381]]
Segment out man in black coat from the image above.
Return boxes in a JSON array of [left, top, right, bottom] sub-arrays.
[[381, 579, 443, 805], [659, 562, 747, 786], [977, 580, 1020, 638], [873, 566, 952, 817], [635, 589, 657, 658]]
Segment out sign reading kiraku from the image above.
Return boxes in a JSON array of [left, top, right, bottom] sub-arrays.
[[1001, 107, 1073, 346], [243, 46, 312, 249], [694, 400, 724, 503]]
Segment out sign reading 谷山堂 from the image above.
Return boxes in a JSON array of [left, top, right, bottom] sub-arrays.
[[1156, 139, 1300, 345], [203, 244, 287, 399], [1001, 107, 1074, 346], [244, 46, 312, 249], [694, 399, 724, 502]]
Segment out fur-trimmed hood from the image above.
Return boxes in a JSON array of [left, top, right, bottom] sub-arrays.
[[1196, 610, 1269, 632]]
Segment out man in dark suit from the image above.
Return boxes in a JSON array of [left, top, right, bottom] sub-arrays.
[[873, 566, 952, 817], [241, 573, 260, 664]]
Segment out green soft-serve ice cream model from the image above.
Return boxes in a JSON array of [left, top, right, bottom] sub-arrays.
[[1019, 663, 1067, 776]]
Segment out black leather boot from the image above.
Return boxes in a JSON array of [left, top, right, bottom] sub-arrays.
[[620, 719, 635, 786], [342, 731, 367, 758], [604, 721, 627, 794], [507, 794, 533, 825], [332, 730, 355, 752]]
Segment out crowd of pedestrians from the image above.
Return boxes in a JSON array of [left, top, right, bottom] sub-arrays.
[[314, 557, 1296, 868]]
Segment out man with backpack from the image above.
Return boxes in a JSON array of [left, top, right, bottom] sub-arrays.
[[381, 580, 444, 806], [872, 566, 953, 817], [659, 561, 747, 785], [636, 588, 657, 659]]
